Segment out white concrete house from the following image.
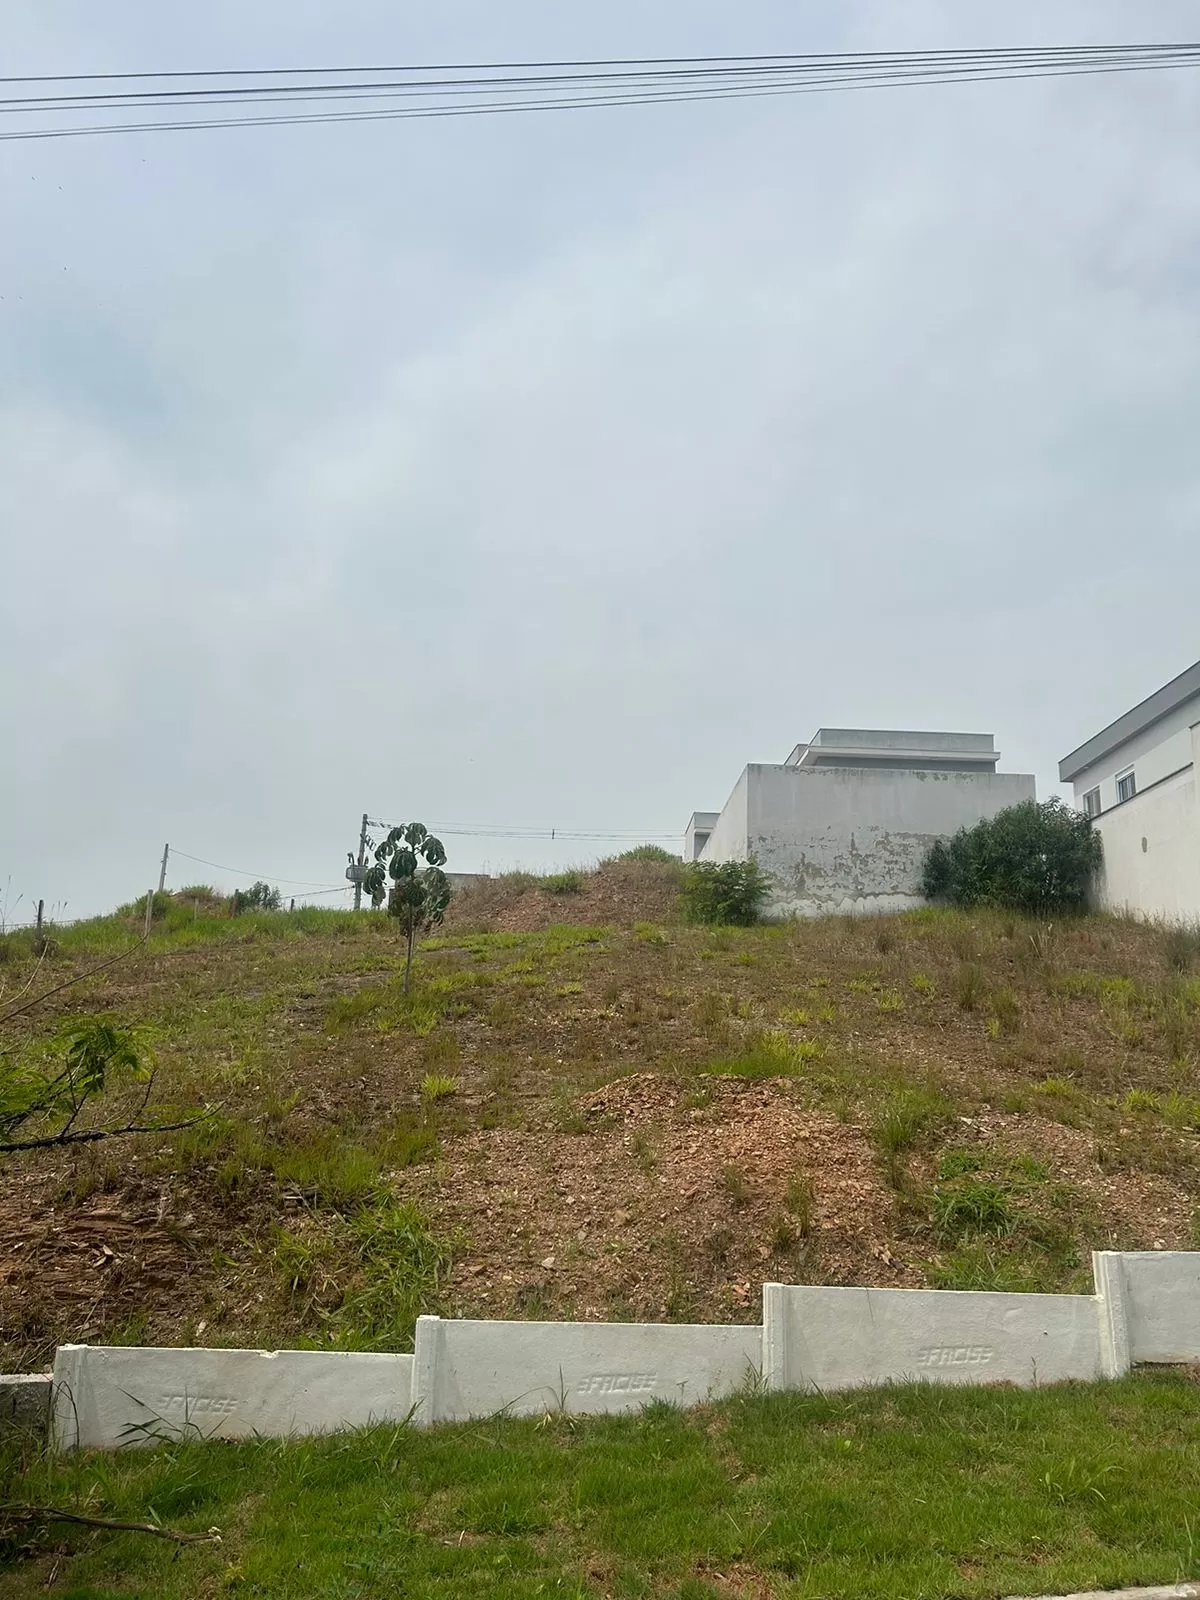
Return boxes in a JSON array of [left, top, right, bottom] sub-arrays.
[[688, 728, 1036, 918], [1059, 659, 1200, 923]]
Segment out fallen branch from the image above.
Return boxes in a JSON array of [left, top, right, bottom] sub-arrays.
[[0, 1110, 211, 1155], [0, 1503, 221, 1545]]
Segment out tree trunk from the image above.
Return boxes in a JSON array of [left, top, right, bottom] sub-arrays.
[[404, 918, 415, 994]]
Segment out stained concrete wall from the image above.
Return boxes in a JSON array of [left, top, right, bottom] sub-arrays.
[[50, 1346, 414, 1449], [412, 1315, 761, 1424], [763, 1283, 1109, 1392], [705, 764, 1035, 917], [1087, 727, 1200, 923]]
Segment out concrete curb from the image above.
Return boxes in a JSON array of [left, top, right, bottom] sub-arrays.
[[1007, 1587, 1200, 1600]]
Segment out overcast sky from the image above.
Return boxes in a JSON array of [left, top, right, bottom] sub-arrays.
[[2, 0, 1199, 920]]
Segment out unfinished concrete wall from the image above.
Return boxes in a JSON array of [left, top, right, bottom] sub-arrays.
[[743, 764, 1036, 917]]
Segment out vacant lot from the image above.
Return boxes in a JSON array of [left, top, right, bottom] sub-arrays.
[[3, 862, 1200, 1364]]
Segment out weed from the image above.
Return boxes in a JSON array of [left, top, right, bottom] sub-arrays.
[[770, 1215, 798, 1254], [1123, 1088, 1159, 1115], [633, 922, 669, 945], [991, 986, 1021, 1034], [873, 1087, 950, 1158], [541, 871, 583, 896], [1037, 1076, 1076, 1098], [629, 1131, 658, 1174], [783, 1174, 815, 1236], [937, 1148, 984, 1180], [778, 1006, 810, 1026], [877, 989, 904, 1014], [874, 927, 897, 955], [929, 1243, 1048, 1293], [333, 1202, 455, 1349], [933, 1178, 1015, 1242], [420, 1073, 459, 1104], [701, 1032, 822, 1081], [911, 973, 936, 997], [720, 1164, 751, 1208], [955, 963, 985, 1011]]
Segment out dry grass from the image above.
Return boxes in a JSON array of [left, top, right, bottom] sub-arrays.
[[3, 872, 1200, 1364]]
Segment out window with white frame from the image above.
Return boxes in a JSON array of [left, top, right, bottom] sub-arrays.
[[1116, 768, 1137, 804], [1083, 787, 1101, 818]]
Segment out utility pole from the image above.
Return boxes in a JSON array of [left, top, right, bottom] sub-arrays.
[[353, 813, 369, 911], [157, 842, 170, 895]]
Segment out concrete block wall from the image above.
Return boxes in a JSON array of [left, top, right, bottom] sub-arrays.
[[14, 1252, 1200, 1450], [762, 1284, 1111, 1393], [411, 1315, 761, 1425], [50, 1347, 415, 1450]]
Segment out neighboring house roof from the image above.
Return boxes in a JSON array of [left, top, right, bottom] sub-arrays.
[[1059, 658, 1200, 784]]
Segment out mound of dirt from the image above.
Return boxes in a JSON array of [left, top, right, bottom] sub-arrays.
[[443, 858, 683, 933]]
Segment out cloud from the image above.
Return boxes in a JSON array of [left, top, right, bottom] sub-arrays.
[[3, 0, 1200, 913]]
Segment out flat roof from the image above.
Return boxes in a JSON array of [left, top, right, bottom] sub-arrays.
[[1059, 658, 1200, 784]]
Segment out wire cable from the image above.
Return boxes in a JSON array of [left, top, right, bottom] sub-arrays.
[[168, 848, 347, 891], [3, 43, 1197, 141]]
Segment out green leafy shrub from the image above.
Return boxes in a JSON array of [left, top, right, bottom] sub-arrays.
[[922, 798, 1102, 916], [680, 860, 770, 926], [231, 881, 283, 915]]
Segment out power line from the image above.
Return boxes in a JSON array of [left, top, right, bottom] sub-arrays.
[[169, 848, 346, 890], [3, 41, 1195, 86], [3, 43, 1198, 141], [3, 45, 1194, 107], [367, 819, 679, 842]]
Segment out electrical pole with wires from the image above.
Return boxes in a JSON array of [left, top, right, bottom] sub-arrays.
[[347, 813, 370, 910], [157, 843, 170, 895]]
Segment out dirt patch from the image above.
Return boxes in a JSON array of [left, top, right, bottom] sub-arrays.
[[403, 1077, 925, 1325], [443, 860, 683, 934]]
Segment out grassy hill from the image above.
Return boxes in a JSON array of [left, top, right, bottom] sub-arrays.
[[3, 860, 1200, 1369]]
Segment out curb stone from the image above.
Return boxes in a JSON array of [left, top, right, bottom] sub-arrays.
[[1007, 1587, 1200, 1600]]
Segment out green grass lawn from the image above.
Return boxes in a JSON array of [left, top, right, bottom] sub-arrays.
[[4, 1374, 1200, 1598]]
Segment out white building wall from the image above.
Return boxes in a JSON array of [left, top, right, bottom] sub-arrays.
[[1069, 696, 1200, 812], [1090, 730, 1200, 921], [698, 769, 750, 863], [704, 764, 1035, 917]]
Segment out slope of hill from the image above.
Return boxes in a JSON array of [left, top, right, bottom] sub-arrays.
[[3, 862, 1199, 1368]]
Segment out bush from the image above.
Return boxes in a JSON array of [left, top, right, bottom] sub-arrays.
[[680, 860, 770, 926], [617, 844, 680, 864], [922, 799, 1101, 916], [1164, 924, 1200, 974], [232, 881, 283, 915], [541, 871, 583, 896]]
